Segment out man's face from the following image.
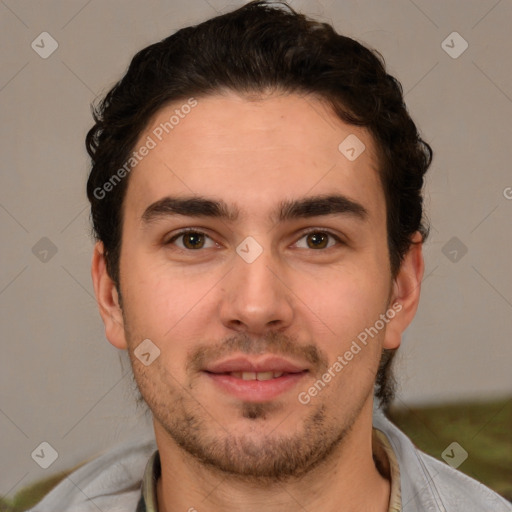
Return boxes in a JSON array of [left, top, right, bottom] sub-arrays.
[[112, 91, 400, 478]]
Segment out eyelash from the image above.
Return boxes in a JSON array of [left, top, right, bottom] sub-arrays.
[[164, 228, 344, 251]]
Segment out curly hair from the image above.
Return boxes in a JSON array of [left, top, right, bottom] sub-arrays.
[[86, 0, 432, 409]]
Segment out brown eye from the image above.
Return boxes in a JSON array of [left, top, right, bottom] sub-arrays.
[[182, 232, 205, 249], [166, 230, 216, 250], [306, 232, 329, 249], [294, 230, 341, 250]]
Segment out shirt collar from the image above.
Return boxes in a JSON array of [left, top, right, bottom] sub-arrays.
[[138, 449, 160, 512], [373, 427, 402, 511]]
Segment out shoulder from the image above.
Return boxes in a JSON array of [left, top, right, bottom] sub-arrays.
[[28, 437, 156, 512], [372, 407, 512, 512], [417, 449, 512, 511]]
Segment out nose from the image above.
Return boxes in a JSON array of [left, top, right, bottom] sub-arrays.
[[219, 246, 294, 336]]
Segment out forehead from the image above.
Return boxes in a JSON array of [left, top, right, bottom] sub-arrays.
[[124, 91, 385, 226]]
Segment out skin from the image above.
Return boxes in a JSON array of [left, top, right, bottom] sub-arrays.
[[92, 91, 424, 512]]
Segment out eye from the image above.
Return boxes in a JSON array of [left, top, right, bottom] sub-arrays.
[[294, 230, 342, 250], [165, 229, 217, 250]]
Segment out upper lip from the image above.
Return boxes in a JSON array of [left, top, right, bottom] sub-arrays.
[[204, 356, 308, 374]]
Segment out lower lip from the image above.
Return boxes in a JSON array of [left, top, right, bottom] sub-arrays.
[[204, 372, 308, 402]]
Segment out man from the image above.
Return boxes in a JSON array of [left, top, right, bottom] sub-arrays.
[[30, 1, 511, 511]]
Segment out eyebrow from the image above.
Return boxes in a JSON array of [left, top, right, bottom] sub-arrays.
[[141, 194, 368, 225]]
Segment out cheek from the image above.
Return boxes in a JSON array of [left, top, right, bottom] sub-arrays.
[[299, 267, 389, 342], [310, 277, 388, 392], [121, 254, 207, 335], [120, 259, 221, 378]]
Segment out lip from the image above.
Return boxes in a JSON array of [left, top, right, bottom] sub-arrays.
[[203, 355, 309, 402], [204, 371, 308, 402], [204, 355, 308, 374]]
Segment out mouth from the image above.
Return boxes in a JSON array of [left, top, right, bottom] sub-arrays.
[[203, 355, 309, 402]]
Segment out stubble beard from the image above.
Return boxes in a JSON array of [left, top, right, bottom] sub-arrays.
[[134, 361, 367, 483], [123, 315, 370, 483]]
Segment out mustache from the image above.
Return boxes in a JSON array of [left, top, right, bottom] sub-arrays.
[[187, 331, 329, 375]]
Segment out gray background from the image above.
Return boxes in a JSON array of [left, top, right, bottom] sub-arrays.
[[1, 0, 511, 498]]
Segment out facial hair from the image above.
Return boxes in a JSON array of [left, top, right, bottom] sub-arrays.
[[127, 328, 370, 483]]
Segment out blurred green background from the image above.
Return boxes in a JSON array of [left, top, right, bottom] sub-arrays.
[[388, 397, 512, 502]]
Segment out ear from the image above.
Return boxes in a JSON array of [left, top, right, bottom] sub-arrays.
[[91, 241, 127, 350], [383, 232, 425, 350]]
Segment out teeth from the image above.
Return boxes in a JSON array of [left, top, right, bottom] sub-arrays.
[[229, 371, 285, 380], [253, 371, 274, 381]]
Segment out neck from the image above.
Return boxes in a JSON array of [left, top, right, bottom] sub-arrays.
[[155, 401, 390, 512]]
